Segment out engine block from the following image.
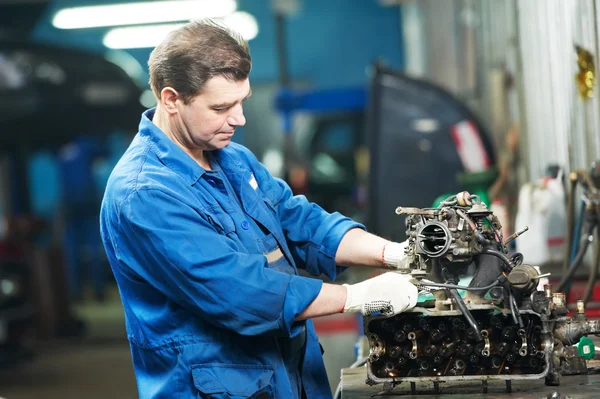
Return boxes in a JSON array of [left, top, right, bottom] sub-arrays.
[[366, 311, 548, 381], [364, 193, 600, 392]]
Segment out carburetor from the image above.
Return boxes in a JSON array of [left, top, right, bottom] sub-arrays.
[[364, 193, 600, 394]]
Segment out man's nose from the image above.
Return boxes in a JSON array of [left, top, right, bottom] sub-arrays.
[[227, 105, 246, 127]]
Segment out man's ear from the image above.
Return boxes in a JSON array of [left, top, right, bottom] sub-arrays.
[[160, 87, 180, 114]]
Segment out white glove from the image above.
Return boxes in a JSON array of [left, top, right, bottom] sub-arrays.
[[343, 272, 418, 316], [382, 240, 409, 269]]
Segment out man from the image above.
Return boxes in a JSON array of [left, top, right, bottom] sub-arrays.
[[100, 20, 417, 399]]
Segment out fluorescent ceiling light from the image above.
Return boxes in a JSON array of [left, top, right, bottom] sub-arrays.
[[223, 11, 259, 42], [53, 0, 237, 29], [104, 24, 184, 49], [103, 12, 259, 49]]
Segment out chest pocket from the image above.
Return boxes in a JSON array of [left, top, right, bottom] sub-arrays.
[[248, 191, 282, 240], [204, 206, 236, 236]]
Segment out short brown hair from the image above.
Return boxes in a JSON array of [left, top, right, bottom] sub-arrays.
[[148, 19, 252, 104]]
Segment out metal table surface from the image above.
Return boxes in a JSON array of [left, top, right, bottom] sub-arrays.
[[340, 367, 600, 398]]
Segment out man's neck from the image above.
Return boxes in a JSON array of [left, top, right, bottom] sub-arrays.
[[152, 107, 211, 170]]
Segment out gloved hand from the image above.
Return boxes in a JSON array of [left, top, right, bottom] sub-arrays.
[[343, 272, 418, 317], [382, 240, 409, 269]]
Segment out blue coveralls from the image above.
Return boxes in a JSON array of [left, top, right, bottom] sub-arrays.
[[99, 109, 364, 398]]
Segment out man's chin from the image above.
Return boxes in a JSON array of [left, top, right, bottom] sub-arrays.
[[209, 138, 232, 150]]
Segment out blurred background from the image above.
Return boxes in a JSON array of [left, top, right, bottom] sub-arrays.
[[1, 0, 600, 397]]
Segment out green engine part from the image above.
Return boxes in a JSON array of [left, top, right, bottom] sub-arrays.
[[574, 336, 595, 360], [432, 167, 498, 208]]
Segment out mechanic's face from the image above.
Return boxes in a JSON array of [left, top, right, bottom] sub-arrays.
[[176, 76, 250, 152]]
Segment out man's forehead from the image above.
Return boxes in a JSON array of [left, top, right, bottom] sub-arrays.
[[202, 76, 251, 100]]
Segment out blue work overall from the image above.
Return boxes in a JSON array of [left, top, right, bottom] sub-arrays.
[[100, 109, 364, 398]]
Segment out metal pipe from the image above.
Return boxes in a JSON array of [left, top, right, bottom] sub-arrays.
[[554, 319, 600, 345], [503, 226, 529, 245], [455, 208, 478, 231], [274, 12, 289, 87], [420, 280, 499, 292]]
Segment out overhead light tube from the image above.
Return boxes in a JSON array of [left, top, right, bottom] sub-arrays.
[[53, 0, 236, 29], [103, 12, 259, 49]]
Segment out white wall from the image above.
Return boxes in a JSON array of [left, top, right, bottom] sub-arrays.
[[515, 0, 600, 179], [401, 0, 600, 181]]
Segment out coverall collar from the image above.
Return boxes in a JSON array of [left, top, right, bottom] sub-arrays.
[[139, 108, 208, 185]]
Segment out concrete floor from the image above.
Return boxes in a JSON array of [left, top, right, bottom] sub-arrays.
[[0, 288, 138, 399], [0, 286, 359, 398], [4, 277, 595, 398], [0, 341, 138, 399]]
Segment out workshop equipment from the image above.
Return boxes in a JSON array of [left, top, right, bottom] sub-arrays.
[[366, 65, 496, 242], [432, 168, 498, 208], [557, 161, 600, 305], [515, 169, 568, 266], [363, 192, 600, 394]]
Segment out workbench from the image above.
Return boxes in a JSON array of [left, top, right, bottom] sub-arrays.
[[340, 366, 600, 398]]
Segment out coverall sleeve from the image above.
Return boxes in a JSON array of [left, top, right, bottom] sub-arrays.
[[117, 188, 322, 338], [239, 146, 365, 280]]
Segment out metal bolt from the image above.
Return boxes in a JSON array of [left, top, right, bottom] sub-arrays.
[[430, 329, 443, 341], [394, 330, 407, 343], [552, 293, 566, 307], [544, 284, 553, 298], [502, 326, 514, 340], [570, 172, 578, 182], [388, 346, 401, 359], [577, 300, 586, 314]]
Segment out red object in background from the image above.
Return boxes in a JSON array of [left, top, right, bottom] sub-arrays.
[[313, 313, 360, 335], [0, 216, 46, 259], [288, 165, 309, 195], [450, 120, 491, 173]]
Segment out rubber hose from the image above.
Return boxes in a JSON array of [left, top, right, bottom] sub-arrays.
[[563, 177, 577, 273], [481, 248, 514, 271], [565, 201, 587, 297], [447, 288, 483, 342], [583, 224, 600, 304], [558, 222, 595, 292], [510, 292, 524, 328], [508, 290, 519, 326]]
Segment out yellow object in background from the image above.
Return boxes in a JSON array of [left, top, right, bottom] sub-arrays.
[[575, 45, 595, 99]]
